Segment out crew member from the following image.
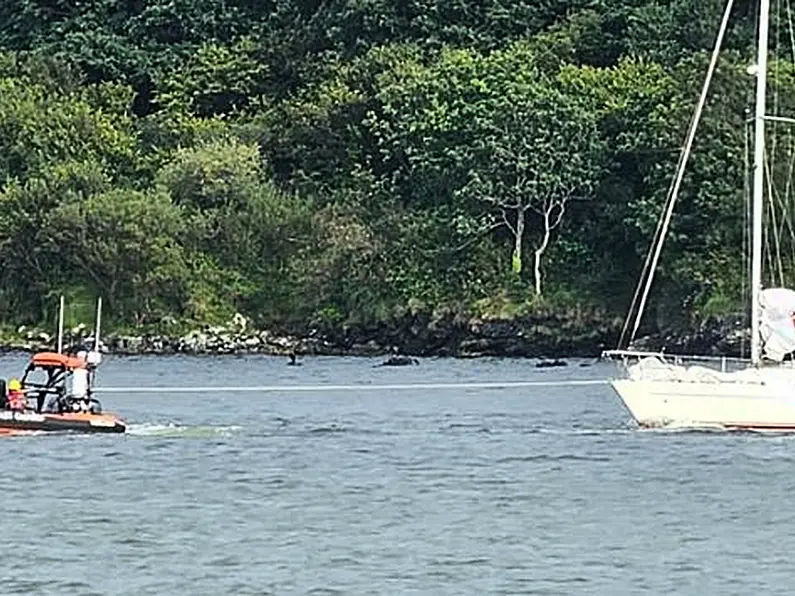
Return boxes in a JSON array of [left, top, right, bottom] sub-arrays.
[[70, 352, 91, 412], [7, 378, 26, 410]]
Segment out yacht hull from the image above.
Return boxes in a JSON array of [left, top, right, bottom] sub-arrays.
[[612, 378, 795, 430]]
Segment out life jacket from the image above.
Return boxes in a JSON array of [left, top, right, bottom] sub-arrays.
[[7, 390, 26, 410]]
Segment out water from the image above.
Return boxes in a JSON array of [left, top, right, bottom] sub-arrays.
[[0, 353, 793, 595]]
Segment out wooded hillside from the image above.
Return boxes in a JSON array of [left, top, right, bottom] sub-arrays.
[[0, 1, 786, 341]]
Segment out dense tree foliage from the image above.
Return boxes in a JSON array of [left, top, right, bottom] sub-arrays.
[[0, 0, 792, 337]]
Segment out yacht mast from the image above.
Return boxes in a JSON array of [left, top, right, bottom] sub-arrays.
[[751, 0, 770, 365]]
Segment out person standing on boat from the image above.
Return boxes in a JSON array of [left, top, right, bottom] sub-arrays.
[[69, 351, 91, 412], [6, 378, 26, 410]]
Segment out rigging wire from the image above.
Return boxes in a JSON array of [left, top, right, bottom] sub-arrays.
[[767, 0, 795, 284], [774, 0, 782, 166], [785, 0, 795, 268], [768, 0, 785, 286], [618, 0, 737, 349], [743, 114, 751, 359], [765, 158, 784, 285]]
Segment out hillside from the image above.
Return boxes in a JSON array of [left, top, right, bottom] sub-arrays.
[[0, 0, 785, 354]]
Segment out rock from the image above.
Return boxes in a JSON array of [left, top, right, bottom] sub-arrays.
[[629, 314, 748, 358], [536, 359, 568, 368], [377, 355, 420, 367], [231, 312, 248, 333], [128, 336, 145, 352]]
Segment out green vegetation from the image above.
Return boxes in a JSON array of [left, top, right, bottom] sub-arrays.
[[0, 1, 787, 338]]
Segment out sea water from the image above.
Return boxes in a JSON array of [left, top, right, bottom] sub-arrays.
[[0, 353, 791, 595]]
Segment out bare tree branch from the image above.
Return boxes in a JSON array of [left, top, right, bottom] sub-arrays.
[[501, 208, 517, 236]]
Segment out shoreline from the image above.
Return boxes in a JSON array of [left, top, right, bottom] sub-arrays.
[[0, 311, 748, 359], [0, 333, 612, 359], [0, 311, 624, 360]]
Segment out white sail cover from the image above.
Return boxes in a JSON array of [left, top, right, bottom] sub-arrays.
[[760, 288, 795, 361]]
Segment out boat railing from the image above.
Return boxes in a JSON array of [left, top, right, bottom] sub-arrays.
[[604, 347, 795, 371], [601, 349, 755, 374], [601, 349, 749, 363]]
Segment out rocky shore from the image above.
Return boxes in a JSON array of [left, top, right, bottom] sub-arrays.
[[0, 310, 746, 359]]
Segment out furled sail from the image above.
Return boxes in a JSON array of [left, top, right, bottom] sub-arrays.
[[759, 288, 795, 361]]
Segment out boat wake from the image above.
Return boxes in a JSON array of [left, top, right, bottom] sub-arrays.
[[126, 423, 243, 438]]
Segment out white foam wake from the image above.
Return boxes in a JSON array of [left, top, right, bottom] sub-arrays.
[[126, 423, 243, 437]]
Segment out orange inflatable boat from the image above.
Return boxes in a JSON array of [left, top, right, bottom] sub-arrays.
[[0, 351, 126, 435], [0, 298, 125, 435]]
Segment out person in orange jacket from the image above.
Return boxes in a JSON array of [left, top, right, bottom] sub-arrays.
[[6, 378, 26, 410]]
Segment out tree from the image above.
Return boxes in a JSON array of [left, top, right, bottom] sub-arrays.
[[155, 37, 270, 118], [45, 189, 191, 323], [0, 162, 111, 322], [155, 137, 314, 317], [458, 75, 606, 295], [0, 67, 136, 183], [367, 42, 607, 296]]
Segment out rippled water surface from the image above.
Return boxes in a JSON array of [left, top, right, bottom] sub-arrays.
[[1, 353, 793, 595]]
